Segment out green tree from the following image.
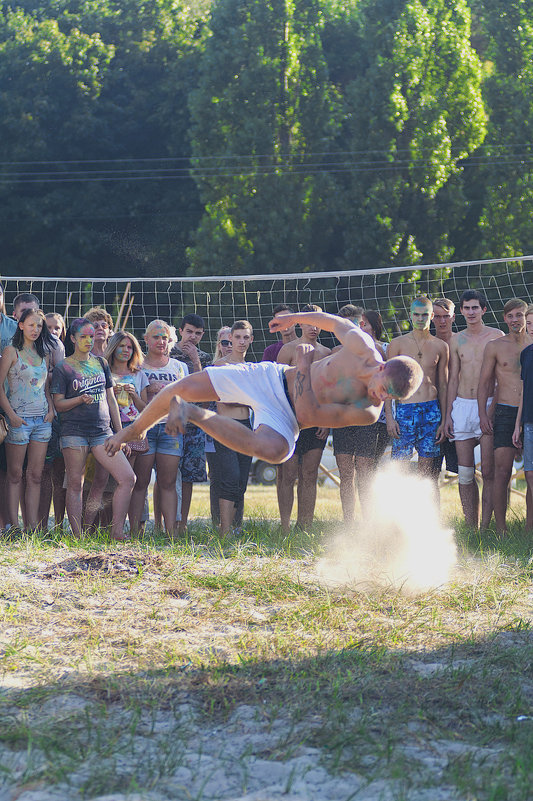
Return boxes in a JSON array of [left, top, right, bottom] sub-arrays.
[[0, 1, 207, 278], [329, 0, 486, 270], [467, 0, 533, 258], [188, 0, 339, 276]]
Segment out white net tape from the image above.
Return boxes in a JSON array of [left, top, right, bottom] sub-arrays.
[[3, 255, 532, 358]]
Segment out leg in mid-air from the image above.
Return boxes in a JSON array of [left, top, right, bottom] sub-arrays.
[[105, 370, 291, 465]]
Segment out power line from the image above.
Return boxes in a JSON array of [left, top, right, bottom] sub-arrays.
[[1, 155, 532, 184], [0, 142, 531, 167]]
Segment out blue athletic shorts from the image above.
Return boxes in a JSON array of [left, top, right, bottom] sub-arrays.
[[391, 399, 441, 460]]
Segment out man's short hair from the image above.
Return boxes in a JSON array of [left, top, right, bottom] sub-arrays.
[[460, 289, 487, 310], [272, 303, 294, 316], [411, 295, 433, 310], [300, 303, 322, 313], [13, 292, 40, 310], [231, 319, 253, 333], [338, 304, 363, 320], [384, 356, 423, 401], [433, 297, 455, 314], [84, 306, 113, 328], [526, 305, 533, 317], [180, 313, 205, 330], [503, 298, 527, 315]]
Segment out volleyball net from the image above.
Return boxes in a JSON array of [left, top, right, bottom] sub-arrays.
[[2, 256, 532, 359]]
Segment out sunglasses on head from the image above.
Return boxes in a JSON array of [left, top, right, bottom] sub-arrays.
[[220, 339, 231, 347]]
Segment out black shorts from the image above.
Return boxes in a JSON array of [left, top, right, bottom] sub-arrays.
[[332, 421, 389, 459], [295, 427, 327, 460], [432, 437, 458, 474], [493, 404, 518, 450], [45, 416, 62, 462]]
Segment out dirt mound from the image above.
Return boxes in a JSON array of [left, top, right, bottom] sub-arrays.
[[38, 550, 166, 578]]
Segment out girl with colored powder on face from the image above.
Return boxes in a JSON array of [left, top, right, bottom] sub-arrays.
[[129, 320, 188, 536], [50, 319, 135, 540], [0, 309, 55, 531], [84, 332, 149, 531]]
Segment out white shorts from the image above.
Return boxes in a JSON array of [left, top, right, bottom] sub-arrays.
[[451, 396, 493, 441], [204, 362, 300, 461]]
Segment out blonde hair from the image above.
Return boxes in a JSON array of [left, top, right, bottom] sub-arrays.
[[214, 326, 231, 361], [433, 297, 455, 314], [144, 319, 177, 350], [105, 331, 143, 372]]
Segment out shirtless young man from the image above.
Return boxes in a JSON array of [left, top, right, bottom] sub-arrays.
[[385, 297, 448, 492], [477, 299, 531, 531], [444, 290, 503, 528], [276, 304, 331, 531], [209, 320, 254, 535], [104, 311, 423, 469]]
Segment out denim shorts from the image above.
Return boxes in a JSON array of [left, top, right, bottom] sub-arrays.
[[523, 423, 533, 472], [61, 432, 111, 450], [147, 422, 183, 457], [6, 415, 52, 446]]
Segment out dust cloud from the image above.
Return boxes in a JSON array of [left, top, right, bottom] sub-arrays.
[[316, 464, 457, 595]]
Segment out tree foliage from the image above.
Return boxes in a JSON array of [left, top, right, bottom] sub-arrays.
[[0, 0, 531, 278]]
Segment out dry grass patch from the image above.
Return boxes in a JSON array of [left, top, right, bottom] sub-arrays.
[[0, 484, 533, 800]]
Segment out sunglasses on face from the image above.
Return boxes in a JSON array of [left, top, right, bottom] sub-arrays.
[[92, 321, 108, 329], [220, 339, 231, 347]]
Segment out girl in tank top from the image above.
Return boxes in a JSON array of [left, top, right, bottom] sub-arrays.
[[0, 308, 55, 531]]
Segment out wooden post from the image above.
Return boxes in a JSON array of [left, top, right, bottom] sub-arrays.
[[122, 295, 135, 330], [115, 282, 131, 330], [64, 292, 72, 321]]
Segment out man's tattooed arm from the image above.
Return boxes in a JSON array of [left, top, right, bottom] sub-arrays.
[[294, 369, 308, 398]]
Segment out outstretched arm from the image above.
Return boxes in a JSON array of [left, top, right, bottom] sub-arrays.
[[269, 312, 381, 360], [292, 343, 377, 428]]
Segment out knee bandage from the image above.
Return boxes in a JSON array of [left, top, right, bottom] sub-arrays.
[[457, 465, 475, 485]]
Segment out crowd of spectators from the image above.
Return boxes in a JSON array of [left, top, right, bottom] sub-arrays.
[[0, 282, 531, 537]]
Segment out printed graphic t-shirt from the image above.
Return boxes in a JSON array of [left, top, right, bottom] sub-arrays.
[[51, 356, 113, 438], [141, 357, 188, 423]]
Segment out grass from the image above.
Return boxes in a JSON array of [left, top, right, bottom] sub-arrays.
[[0, 482, 533, 799]]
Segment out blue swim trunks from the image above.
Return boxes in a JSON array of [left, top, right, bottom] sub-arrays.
[[391, 399, 441, 460]]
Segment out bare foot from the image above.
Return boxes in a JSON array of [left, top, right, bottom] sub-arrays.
[[165, 396, 190, 436]]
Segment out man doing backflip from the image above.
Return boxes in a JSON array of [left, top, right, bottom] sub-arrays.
[[105, 311, 423, 465]]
